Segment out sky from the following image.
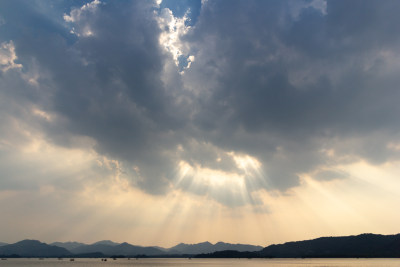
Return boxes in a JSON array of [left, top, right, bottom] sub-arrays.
[[1, 0, 400, 247]]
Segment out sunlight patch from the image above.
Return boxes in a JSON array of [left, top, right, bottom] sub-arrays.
[[63, 0, 101, 37], [174, 159, 265, 207], [32, 108, 54, 122], [157, 7, 194, 73], [177, 160, 245, 188], [230, 152, 261, 174], [0, 41, 22, 72], [63, 0, 101, 23]]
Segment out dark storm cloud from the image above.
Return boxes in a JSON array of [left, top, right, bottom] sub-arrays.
[[1, 0, 400, 205], [186, 0, 400, 136], [0, 0, 188, 194], [182, 0, 400, 187]]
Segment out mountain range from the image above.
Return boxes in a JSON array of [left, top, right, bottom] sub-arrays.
[[68, 242, 164, 256], [0, 239, 262, 257], [50, 241, 85, 251], [1, 233, 400, 258], [0, 240, 71, 257]]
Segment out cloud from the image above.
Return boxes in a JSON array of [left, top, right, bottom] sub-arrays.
[[1, 0, 400, 208], [181, 0, 400, 185], [63, 0, 101, 23], [0, 41, 22, 71]]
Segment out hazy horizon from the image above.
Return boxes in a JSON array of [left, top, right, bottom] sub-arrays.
[[1, 239, 265, 247], [1, 0, 400, 248]]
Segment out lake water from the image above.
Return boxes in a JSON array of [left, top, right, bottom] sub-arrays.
[[0, 258, 399, 267]]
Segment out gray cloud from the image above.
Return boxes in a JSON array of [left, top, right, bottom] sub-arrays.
[[182, 0, 400, 183], [1, 0, 400, 206]]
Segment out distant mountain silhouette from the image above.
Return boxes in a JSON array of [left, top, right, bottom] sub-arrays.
[[51, 241, 85, 251], [3, 233, 399, 258], [260, 233, 400, 258], [91, 240, 120, 246], [71, 242, 165, 256], [169, 241, 262, 254], [170, 241, 212, 254], [0, 242, 8, 246], [0, 240, 71, 257], [214, 242, 263, 252], [152, 245, 170, 252]]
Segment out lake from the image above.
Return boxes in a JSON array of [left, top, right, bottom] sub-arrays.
[[0, 258, 399, 266]]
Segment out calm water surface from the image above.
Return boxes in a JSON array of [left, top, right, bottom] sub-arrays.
[[0, 258, 399, 267]]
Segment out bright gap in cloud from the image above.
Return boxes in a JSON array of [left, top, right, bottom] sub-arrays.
[[0, 41, 22, 72], [157, 4, 195, 73], [174, 150, 265, 207]]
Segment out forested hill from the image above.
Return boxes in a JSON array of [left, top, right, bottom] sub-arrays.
[[260, 233, 400, 258]]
